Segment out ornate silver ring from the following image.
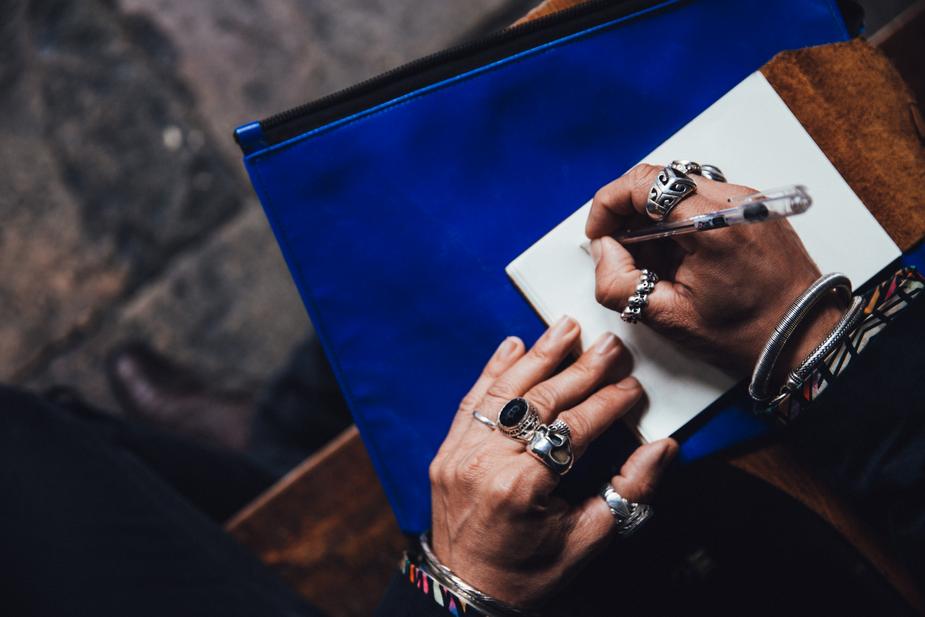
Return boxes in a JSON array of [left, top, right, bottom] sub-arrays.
[[621, 269, 658, 324], [646, 166, 697, 221], [600, 484, 653, 536], [471, 410, 497, 430], [547, 418, 571, 439], [670, 160, 727, 183], [496, 397, 540, 442], [527, 422, 574, 476]]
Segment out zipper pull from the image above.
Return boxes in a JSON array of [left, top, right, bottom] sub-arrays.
[[235, 122, 268, 155]]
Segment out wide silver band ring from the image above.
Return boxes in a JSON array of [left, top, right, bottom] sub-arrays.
[[645, 166, 697, 221], [621, 269, 658, 324], [670, 160, 727, 183], [471, 410, 497, 430], [600, 484, 653, 536], [496, 397, 540, 442], [527, 421, 574, 476]]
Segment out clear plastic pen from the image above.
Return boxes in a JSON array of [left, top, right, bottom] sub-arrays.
[[615, 184, 812, 244]]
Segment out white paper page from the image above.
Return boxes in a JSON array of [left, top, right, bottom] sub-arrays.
[[506, 72, 900, 442]]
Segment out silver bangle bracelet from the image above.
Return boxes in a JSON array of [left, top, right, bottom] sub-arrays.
[[784, 294, 866, 392], [418, 532, 537, 617], [749, 273, 853, 402]]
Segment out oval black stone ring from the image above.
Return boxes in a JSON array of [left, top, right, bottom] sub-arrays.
[[497, 397, 541, 442]]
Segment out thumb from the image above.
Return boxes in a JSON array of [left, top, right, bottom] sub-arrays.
[[566, 439, 678, 557]]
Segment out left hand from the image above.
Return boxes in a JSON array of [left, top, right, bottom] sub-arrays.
[[429, 318, 677, 608]]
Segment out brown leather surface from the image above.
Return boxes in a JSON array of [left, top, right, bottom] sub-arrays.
[[761, 39, 925, 251], [227, 427, 407, 617], [513, 0, 584, 25]]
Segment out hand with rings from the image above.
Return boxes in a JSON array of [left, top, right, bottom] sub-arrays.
[[585, 163, 846, 375], [429, 318, 677, 609]]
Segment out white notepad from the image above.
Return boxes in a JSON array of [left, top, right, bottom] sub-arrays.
[[506, 72, 900, 443]]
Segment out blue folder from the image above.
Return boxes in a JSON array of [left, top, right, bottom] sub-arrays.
[[236, 0, 850, 532]]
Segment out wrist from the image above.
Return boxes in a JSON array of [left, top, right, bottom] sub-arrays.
[[771, 292, 847, 384], [421, 532, 538, 616]]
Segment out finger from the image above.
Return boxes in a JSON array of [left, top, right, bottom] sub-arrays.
[[590, 236, 684, 324], [566, 439, 678, 554], [586, 163, 662, 239], [610, 438, 679, 502], [523, 331, 629, 423], [453, 336, 525, 433], [551, 376, 644, 459], [587, 163, 751, 240], [478, 316, 580, 418]]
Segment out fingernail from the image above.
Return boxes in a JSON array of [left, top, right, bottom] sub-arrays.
[[589, 239, 603, 265], [593, 332, 619, 356], [549, 315, 576, 339], [497, 336, 520, 359], [616, 375, 640, 390]]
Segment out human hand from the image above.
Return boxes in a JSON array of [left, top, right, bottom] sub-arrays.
[[429, 318, 677, 608], [586, 163, 846, 376]]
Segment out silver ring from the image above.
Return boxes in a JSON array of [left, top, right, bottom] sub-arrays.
[[621, 269, 658, 324], [670, 160, 727, 183], [471, 410, 497, 430], [547, 418, 571, 439], [496, 397, 540, 442], [646, 166, 697, 221], [600, 484, 653, 536], [527, 423, 574, 475], [699, 164, 727, 183]]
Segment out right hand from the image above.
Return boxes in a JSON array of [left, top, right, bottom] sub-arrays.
[[586, 163, 845, 376]]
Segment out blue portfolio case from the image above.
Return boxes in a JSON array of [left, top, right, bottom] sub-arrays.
[[235, 0, 850, 532]]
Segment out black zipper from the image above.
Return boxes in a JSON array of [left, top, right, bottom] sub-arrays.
[[236, 0, 670, 154]]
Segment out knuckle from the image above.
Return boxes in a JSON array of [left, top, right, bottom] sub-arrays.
[[646, 293, 692, 336], [528, 342, 556, 363], [574, 353, 604, 377], [528, 383, 559, 414], [558, 410, 591, 445], [486, 472, 531, 511], [458, 450, 492, 488], [484, 342, 521, 375], [602, 383, 638, 408], [429, 456, 454, 490], [428, 458, 444, 487], [628, 163, 658, 187], [486, 379, 518, 403], [458, 392, 479, 412], [595, 274, 624, 309]]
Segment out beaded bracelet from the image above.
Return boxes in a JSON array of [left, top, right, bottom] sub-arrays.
[[400, 553, 487, 616]]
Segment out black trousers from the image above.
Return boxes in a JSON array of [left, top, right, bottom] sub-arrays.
[[0, 387, 321, 617]]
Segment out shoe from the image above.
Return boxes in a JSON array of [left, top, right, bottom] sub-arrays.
[[106, 342, 255, 450]]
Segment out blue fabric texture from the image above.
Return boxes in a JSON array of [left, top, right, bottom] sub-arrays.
[[240, 0, 849, 532]]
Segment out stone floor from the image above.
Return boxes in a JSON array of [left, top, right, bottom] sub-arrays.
[[1, 0, 524, 412]]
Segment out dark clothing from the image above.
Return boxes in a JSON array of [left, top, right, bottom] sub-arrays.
[[0, 299, 923, 616], [0, 388, 317, 617], [788, 287, 925, 583], [250, 339, 353, 476]]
